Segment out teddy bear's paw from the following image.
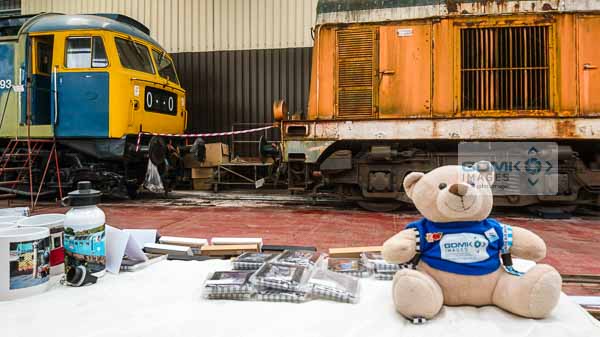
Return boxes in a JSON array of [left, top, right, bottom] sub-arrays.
[[392, 269, 444, 320]]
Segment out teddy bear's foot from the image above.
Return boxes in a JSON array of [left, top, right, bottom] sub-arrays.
[[392, 268, 444, 320], [492, 264, 562, 318]]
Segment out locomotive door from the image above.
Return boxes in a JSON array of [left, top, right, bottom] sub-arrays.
[[29, 35, 54, 125], [577, 15, 600, 116], [378, 25, 432, 118]]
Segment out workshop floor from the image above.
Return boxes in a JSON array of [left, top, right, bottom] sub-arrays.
[[32, 190, 600, 296]]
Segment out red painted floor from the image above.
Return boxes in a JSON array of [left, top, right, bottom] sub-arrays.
[[35, 202, 600, 295]]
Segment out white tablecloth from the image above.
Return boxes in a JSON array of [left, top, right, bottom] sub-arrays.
[[1, 260, 599, 337]]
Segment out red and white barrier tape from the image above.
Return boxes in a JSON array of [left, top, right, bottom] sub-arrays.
[[135, 125, 274, 152]]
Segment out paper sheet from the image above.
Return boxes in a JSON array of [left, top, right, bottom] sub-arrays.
[[106, 226, 149, 274], [571, 296, 600, 307], [105, 225, 130, 274], [124, 229, 157, 247]]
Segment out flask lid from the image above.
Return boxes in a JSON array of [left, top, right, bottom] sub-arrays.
[[66, 181, 101, 206]]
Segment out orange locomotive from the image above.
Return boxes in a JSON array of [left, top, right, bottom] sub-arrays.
[[275, 0, 600, 211]]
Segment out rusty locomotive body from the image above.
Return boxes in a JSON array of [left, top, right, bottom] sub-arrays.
[[276, 0, 600, 211]]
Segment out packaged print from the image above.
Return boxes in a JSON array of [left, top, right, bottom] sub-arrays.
[[361, 252, 402, 273], [328, 258, 370, 278], [203, 271, 255, 299], [9, 237, 51, 290], [255, 287, 308, 303], [250, 263, 311, 292], [308, 268, 360, 304], [373, 271, 396, 280], [232, 252, 278, 270], [275, 250, 323, 267]]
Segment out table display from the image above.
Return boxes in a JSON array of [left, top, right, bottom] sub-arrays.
[[1, 259, 597, 337]]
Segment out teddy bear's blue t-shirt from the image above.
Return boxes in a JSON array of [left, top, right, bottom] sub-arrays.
[[406, 218, 505, 276]]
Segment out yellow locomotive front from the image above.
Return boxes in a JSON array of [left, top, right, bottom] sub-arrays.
[[0, 13, 186, 197], [278, 0, 600, 211]]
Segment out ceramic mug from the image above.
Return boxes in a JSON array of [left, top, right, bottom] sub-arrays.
[[0, 227, 51, 301], [0, 216, 26, 224], [18, 214, 66, 276], [0, 222, 19, 232], [0, 207, 29, 217]]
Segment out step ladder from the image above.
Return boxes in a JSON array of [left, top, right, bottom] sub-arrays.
[[0, 138, 63, 210]]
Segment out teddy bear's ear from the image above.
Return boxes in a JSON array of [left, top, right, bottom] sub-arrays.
[[474, 161, 495, 185], [403, 172, 425, 199]]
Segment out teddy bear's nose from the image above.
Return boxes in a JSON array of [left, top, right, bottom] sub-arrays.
[[448, 183, 469, 197]]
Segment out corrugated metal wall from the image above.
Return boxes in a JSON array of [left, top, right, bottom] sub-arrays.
[[0, 0, 21, 13], [22, 0, 317, 52], [173, 47, 311, 156], [22, 0, 316, 156]]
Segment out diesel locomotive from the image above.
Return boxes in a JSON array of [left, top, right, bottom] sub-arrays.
[[276, 0, 600, 211], [0, 13, 186, 197]]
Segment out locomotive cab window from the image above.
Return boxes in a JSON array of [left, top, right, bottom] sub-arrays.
[[460, 26, 551, 112], [152, 49, 179, 84], [65, 36, 108, 68], [115, 37, 155, 74]]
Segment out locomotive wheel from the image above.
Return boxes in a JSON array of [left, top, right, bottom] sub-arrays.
[[357, 200, 403, 212], [126, 183, 140, 199]]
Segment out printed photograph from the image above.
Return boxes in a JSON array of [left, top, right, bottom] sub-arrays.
[[237, 252, 276, 263], [9, 237, 51, 290], [258, 263, 304, 283], [206, 271, 253, 286], [279, 250, 319, 265], [363, 252, 384, 261], [329, 258, 361, 272], [64, 224, 106, 274]]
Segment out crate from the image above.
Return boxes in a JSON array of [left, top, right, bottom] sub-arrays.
[[192, 178, 213, 190]]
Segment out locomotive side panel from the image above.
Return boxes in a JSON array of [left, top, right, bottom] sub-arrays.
[[432, 19, 454, 118], [308, 27, 336, 120], [48, 30, 110, 138], [308, 14, 593, 121], [556, 14, 578, 116], [577, 15, 600, 116], [0, 39, 19, 137], [379, 23, 432, 118], [282, 10, 600, 209]]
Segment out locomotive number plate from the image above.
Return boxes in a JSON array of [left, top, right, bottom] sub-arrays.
[[144, 87, 177, 116]]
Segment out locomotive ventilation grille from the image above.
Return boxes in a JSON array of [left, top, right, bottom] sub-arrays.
[[460, 26, 550, 112], [336, 28, 377, 119]]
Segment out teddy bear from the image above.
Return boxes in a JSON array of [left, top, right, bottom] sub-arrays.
[[382, 162, 562, 323]]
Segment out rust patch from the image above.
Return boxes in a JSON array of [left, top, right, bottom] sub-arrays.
[[447, 0, 459, 13], [542, 3, 554, 11], [556, 120, 577, 138]]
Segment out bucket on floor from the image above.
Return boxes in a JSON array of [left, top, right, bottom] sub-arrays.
[[0, 216, 26, 224], [0, 227, 51, 301], [17, 214, 65, 276]]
